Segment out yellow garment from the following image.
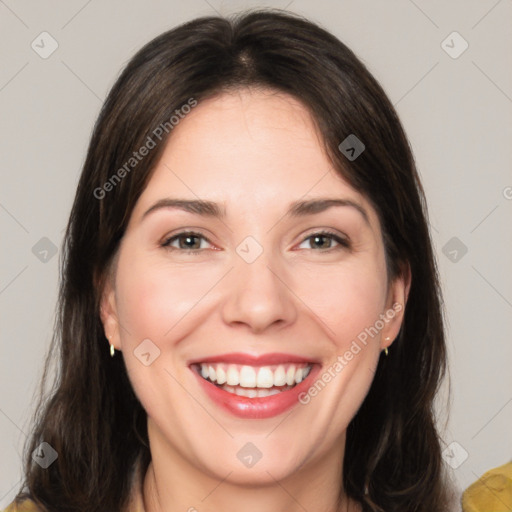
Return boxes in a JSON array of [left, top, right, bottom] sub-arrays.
[[2, 501, 39, 512], [462, 461, 512, 512]]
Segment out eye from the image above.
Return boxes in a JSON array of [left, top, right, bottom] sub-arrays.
[[161, 231, 213, 252], [160, 229, 350, 254], [297, 230, 350, 251]]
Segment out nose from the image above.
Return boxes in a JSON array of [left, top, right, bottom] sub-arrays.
[[220, 248, 298, 334]]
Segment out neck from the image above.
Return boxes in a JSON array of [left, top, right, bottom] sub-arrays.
[[141, 419, 361, 512]]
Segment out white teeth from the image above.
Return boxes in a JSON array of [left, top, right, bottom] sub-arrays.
[[198, 362, 313, 389], [226, 365, 239, 386], [220, 385, 293, 398], [216, 366, 227, 385], [302, 366, 312, 380], [256, 367, 274, 388], [233, 387, 258, 398], [295, 367, 305, 384], [273, 365, 286, 386], [286, 366, 296, 385], [239, 366, 256, 388]]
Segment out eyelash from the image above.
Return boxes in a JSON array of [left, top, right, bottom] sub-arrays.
[[160, 230, 350, 254]]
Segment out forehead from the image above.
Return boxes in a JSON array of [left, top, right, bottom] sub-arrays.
[[130, 88, 379, 229], [166, 87, 325, 166]]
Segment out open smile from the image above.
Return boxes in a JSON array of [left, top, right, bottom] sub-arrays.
[[189, 354, 321, 419]]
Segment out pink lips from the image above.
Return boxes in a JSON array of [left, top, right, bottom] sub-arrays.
[[189, 352, 321, 419], [188, 351, 319, 366]]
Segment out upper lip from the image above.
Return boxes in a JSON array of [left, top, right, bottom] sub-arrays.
[[188, 352, 320, 366]]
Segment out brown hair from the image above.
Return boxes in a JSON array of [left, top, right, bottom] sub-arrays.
[[13, 8, 454, 512]]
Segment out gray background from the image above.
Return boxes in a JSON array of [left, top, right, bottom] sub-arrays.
[[1, 0, 511, 509]]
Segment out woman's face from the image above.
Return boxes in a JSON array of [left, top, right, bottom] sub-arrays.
[[101, 88, 408, 485]]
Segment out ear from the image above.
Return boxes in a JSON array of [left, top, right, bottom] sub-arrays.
[[380, 262, 411, 351], [99, 275, 121, 352]]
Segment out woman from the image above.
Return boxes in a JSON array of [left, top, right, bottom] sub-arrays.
[[4, 9, 456, 512]]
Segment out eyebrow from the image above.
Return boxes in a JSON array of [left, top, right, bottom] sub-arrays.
[[142, 197, 370, 225]]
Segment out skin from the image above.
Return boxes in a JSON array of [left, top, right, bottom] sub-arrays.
[[100, 87, 410, 512]]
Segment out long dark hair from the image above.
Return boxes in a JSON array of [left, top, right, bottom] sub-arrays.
[[13, 9, 454, 512]]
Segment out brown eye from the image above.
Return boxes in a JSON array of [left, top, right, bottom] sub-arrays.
[[161, 231, 211, 252], [298, 231, 350, 251]]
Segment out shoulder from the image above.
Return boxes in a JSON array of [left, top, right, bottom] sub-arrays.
[[462, 461, 512, 511], [2, 498, 44, 512]]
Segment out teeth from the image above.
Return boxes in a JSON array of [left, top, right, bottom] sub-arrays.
[[240, 366, 256, 387], [221, 385, 293, 398], [256, 367, 274, 388], [216, 366, 227, 385], [198, 362, 312, 389], [286, 365, 296, 385], [273, 365, 286, 386], [295, 367, 307, 384], [234, 387, 257, 398], [226, 365, 239, 386]]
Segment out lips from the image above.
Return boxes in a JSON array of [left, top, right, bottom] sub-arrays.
[[188, 352, 321, 419], [188, 352, 317, 366]]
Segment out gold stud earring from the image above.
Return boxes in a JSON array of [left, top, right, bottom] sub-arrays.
[[384, 336, 390, 356], [108, 336, 115, 357]]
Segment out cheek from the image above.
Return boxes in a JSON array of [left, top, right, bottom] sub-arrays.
[[295, 259, 388, 345], [115, 249, 215, 342], [113, 250, 204, 418]]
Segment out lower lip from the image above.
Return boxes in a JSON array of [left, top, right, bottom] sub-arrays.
[[191, 364, 321, 419]]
